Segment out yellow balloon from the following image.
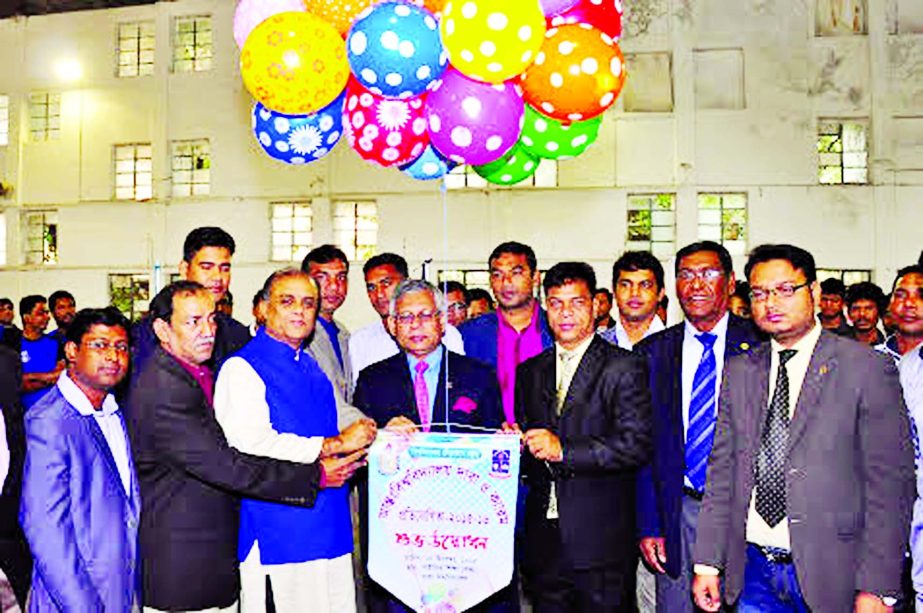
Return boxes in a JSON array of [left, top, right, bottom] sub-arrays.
[[440, 0, 546, 84], [240, 12, 349, 115]]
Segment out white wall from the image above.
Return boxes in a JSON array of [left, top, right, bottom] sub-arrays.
[[0, 0, 920, 330]]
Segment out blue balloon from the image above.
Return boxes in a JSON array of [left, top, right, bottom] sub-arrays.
[[251, 91, 345, 165], [347, 1, 447, 99], [400, 144, 457, 180]]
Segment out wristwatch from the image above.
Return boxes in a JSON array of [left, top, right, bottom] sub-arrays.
[[877, 594, 898, 607]]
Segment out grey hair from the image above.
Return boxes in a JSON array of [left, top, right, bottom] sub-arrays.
[[258, 268, 317, 302], [389, 279, 446, 317]]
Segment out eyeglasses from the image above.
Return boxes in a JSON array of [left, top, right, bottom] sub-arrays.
[[677, 268, 725, 282], [83, 339, 130, 355], [394, 310, 439, 326], [750, 282, 810, 302]]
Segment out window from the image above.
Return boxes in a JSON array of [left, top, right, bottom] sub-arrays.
[[173, 16, 213, 73], [816, 0, 867, 35], [0, 213, 6, 266], [817, 268, 871, 286], [171, 139, 210, 197], [444, 160, 558, 190], [24, 210, 58, 265], [438, 270, 491, 291], [29, 93, 60, 142], [626, 194, 676, 259], [0, 95, 8, 146], [271, 202, 313, 262], [622, 52, 674, 112], [334, 200, 378, 262], [118, 21, 155, 77], [817, 120, 868, 184], [694, 49, 745, 110], [114, 144, 153, 201], [109, 273, 151, 322], [697, 193, 747, 256]]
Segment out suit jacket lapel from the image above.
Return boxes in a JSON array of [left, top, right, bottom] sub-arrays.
[[788, 333, 835, 451], [396, 357, 420, 424], [433, 348, 449, 428], [561, 337, 605, 421], [746, 343, 772, 453], [82, 414, 131, 508]]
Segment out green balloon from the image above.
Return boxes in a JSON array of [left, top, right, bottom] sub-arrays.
[[473, 143, 540, 186], [520, 105, 602, 160]]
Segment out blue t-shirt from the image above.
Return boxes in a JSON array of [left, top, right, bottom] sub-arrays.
[[20, 334, 60, 409]]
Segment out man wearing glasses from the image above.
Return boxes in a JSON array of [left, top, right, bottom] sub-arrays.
[[692, 244, 913, 613], [634, 241, 762, 612]]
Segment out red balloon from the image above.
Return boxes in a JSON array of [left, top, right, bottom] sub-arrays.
[[548, 0, 622, 41], [343, 79, 430, 168]]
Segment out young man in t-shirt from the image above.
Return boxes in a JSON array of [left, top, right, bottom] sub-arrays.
[[18, 295, 64, 410]]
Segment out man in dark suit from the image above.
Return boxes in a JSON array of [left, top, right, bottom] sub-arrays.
[[0, 344, 29, 609], [128, 281, 367, 612], [354, 278, 503, 612], [692, 244, 914, 613], [514, 262, 652, 611], [634, 240, 763, 612]]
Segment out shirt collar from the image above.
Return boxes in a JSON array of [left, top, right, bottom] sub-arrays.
[[555, 332, 595, 362], [769, 320, 823, 357], [684, 311, 730, 340], [57, 371, 120, 417], [615, 313, 665, 340], [406, 345, 444, 372], [497, 300, 539, 334]]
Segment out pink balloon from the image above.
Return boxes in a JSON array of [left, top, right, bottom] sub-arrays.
[[343, 79, 430, 168], [540, 0, 581, 18], [233, 0, 306, 49], [549, 0, 623, 40], [425, 69, 524, 166]]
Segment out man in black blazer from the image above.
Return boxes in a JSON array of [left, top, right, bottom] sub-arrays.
[[127, 281, 367, 612], [693, 245, 914, 613], [633, 241, 764, 612], [354, 279, 504, 612], [514, 262, 652, 612], [0, 344, 29, 609]]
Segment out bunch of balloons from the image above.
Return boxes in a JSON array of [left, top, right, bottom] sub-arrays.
[[238, 0, 625, 184]]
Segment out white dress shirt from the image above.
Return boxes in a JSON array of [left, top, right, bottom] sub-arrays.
[[57, 372, 132, 495], [348, 318, 465, 385], [600, 314, 665, 350]]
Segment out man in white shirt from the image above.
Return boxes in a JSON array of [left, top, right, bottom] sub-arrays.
[[601, 251, 667, 350], [349, 253, 464, 384]]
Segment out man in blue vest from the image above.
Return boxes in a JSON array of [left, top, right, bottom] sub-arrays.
[[215, 269, 377, 613]]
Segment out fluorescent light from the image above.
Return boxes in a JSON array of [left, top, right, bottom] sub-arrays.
[[54, 58, 83, 82]]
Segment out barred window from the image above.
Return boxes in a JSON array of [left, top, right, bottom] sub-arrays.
[[697, 193, 748, 256], [24, 210, 58, 265], [118, 21, 155, 77], [334, 200, 378, 262], [818, 120, 868, 184], [109, 273, 151, 322], [817, 268, 872, 286], [171, 139, 210, 197], [29, 93, 61, 142], [271, 202, 313, 262], [173, 16, 212, 73], [438, 270, 491, 291], [444, 160, 558, 189], [114, 144, 153, 201], [626, 194, 676, 259]]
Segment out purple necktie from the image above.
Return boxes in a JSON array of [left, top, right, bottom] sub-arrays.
[[414, 361, 431, 432]]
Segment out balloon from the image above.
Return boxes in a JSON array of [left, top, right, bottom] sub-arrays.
[[233, 0, 306, 49], [304, 0, 374, 36], [519, 104, 601, 159], [347, 2, 447, 99], [241, 12, 349, 115], [439, 0, 546, 83], [520, 23, 625, 121], [549, 0, 622, 40], [343, 79, 430, 167], [539, 0, 581, 17], [473, 142, 539, 185], [400, 144, 457, 180], [251, 92, 346, 164]]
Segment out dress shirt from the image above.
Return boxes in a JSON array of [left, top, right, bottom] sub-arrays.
[[599, 314, 665, 350], [0, 409, 7, 492], [745, 322, 822, 551], [497, 302, 546, 423], [349, 318, 465, 385], [555, 334, 595, 401], [681, 313, 730, 489], [406, 347, 444, 420], [175, 357, 215, 407], [57, 371, 132, 495], [214, 355, 323, 463]]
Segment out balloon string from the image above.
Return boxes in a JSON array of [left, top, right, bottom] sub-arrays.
[[441, 169, 451, 435]]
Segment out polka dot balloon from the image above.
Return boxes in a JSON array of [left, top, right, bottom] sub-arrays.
[[440, 0, 546, 84], [240, 12, 349, 115], [520, 23, 626, 121], [548, 0, 623, 41], [400, 144, 457, 180], [406, 0, 449, 16], [425, 68, 524, 166], [347, 1, 447, 99], [472, 142, 539, 185], [233, 0, 306, 49], [343, 78, 430, 167], [305, 0, 375, 36], [539, 0, 581, 17], [519, 104, 601, 159], [251, 92, 346, 165]]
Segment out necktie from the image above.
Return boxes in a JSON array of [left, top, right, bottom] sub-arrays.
[[685, 332, 718, 493], [414, 361, 431, 432], [556, 350, 578, 415], [756, 349, 797, 527]]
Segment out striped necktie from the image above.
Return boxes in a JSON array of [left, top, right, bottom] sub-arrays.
[[413, 361, 431, 432], [685, 332, 718, 493]]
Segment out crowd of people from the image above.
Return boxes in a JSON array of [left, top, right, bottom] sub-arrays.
[[0, 225, 920, 613]]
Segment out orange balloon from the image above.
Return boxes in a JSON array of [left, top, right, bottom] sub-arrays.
[[520, 23, 626, 122], [240, 12, 349, 115], [304, 0, 374, 35], [407, 0, 448, 14]]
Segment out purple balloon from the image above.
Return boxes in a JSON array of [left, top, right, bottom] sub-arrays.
[[540, 0, 581, 17], [425, 69, 524, 166]]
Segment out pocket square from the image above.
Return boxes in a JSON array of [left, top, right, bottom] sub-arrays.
[[451, 396, 477, 414]]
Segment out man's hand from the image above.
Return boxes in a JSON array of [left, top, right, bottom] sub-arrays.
[[339, 418, 377, 453], [320, 449, 367, 488], [692, 574, 722, 612], [523, 429, 563, 462], [385, 416, 418, 435], [854, 592, 893, 613], [501, 422, 522, 435], [639, 537, 667, 574]]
